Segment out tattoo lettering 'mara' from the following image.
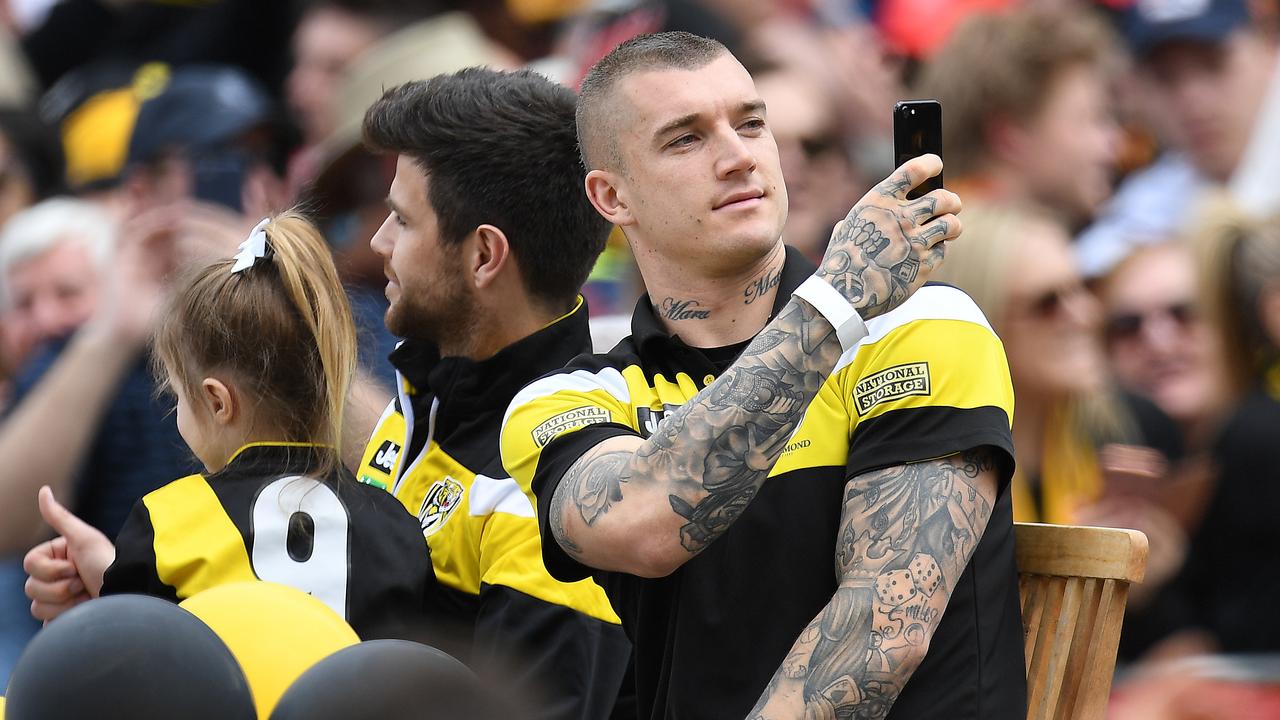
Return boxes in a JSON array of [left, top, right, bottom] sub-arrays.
[[747, 448, 999, 720], [658, 297, 711, 321]]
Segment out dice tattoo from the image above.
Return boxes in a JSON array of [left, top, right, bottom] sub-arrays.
[[874, 569, 918, 606], [909, 553, 942, 597]]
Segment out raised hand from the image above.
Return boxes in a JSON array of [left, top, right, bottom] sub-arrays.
[[816, 154, 961, 320], [23, 486, 116, 622]]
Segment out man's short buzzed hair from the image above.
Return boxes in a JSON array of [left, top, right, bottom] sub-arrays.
[[576, 31, 729, 171]]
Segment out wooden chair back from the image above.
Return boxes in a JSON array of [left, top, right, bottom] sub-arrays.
[[1015, 522, 1148, 720]]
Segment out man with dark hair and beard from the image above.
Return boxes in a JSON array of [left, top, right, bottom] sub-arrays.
[[354, 67, 630, 718]]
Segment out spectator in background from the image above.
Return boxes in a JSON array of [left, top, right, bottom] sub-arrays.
[[933, 201, 1195, 661], [0, 108, 64, 393], [122, 65, 287, 217], [287, 1, 392, 149], [53, 62, 286, 221], [1096, 243, 1225, 457], [1078, 0, 1278, 277], [1092, 241, 1229, 660], [0, 198, 108, 385], [0, 195, 192, 558], [1161, 203, 1280, 655], [1109, 206, 1280, 719], [932, 204, 1181, 524], [304, 11, 503, 387], [0, 197, 170, 681], [753, 64, 864, 261], [284, 0, 439, 195], [931, 204, 1108, 523], [917, 4, 1122, 229]]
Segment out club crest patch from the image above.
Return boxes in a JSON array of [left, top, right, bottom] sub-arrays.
[[418, 477, 465, 536], [853, 362, 931, 416], [532, 406, 610, 447]]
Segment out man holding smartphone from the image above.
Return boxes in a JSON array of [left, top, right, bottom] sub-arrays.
[[502, 32, 1026, 719]]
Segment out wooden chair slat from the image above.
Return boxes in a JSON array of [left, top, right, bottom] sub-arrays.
[[1016, 523, 1148, 720]]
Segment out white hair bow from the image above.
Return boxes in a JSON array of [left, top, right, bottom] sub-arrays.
[[231, 218, 272, 274]]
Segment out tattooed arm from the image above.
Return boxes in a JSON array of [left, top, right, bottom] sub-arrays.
[[545, 155, 960, 578], [745, 449, 1000, 719]]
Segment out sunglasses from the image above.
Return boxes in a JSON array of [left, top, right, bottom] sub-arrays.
[[1018, 283, 1089, 320], [1105, 302, 1197, 342]]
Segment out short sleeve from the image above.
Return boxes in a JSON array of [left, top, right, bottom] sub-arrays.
[[838, 285, 1016, 484], [501, 367, 639, 582]]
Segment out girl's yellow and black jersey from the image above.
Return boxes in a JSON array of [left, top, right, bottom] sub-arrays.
[[102, 443, 434, 640], [356, 298, 630, 720], [501, 247, 1027, 720]]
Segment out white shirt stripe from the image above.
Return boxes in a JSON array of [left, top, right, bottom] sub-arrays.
[[468, 474, 535, 518], [503, 366, 632, 429], [834, 285, 997, 374]]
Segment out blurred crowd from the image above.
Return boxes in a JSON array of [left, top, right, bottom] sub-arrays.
[[0, 0, 1276, 714]]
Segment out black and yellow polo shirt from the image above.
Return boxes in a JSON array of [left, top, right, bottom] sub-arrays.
[[357, 298, 630, 719], [103, 443, 433, 640], [502, 247, 1027, 720]]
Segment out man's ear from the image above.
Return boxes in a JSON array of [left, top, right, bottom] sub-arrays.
[[200, 377, 237, 427], [468, 224, 512, 290], [585, 169, 634, 227]]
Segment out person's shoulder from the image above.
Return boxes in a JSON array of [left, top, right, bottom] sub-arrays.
[[860, 282, 996, 342], [135, 473, 214, 528], [506, 339, 641, 415], [144, 473, 209, 502], [833, 282, 1013, 416]]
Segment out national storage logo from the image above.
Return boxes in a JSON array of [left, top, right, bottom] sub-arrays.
[[532, 406, 610, 446], [853, 362, 931, 416]]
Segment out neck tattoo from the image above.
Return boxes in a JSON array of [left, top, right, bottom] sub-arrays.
[[658, 297, 712, 321], [743, 267, 783, 305]]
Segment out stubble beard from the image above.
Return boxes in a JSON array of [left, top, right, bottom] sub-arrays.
[[385, 279, 476, 354]]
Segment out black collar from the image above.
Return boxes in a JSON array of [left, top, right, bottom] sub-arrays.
[[388, 296, 594, 417], [211, 443, 333, 480], [630, 245, 816, 363]]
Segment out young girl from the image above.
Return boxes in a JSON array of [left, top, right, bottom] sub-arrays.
[[36, 212, 432, 640]]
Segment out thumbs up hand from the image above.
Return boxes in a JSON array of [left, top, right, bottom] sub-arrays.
[[23, 486, 116, 622]]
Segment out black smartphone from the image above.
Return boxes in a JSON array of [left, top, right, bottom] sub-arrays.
[[893, 100, 943, 200]]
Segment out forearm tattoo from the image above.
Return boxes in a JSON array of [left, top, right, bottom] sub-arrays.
[[746, 449, 998, 720], [550, 298, 842, 557]]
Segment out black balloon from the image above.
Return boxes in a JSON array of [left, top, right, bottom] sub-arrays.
[[4, 594, 255, 720], [270, 639, 507, 719]]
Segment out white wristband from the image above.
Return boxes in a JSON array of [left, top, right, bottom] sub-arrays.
[[792, 276, 869, 352]]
